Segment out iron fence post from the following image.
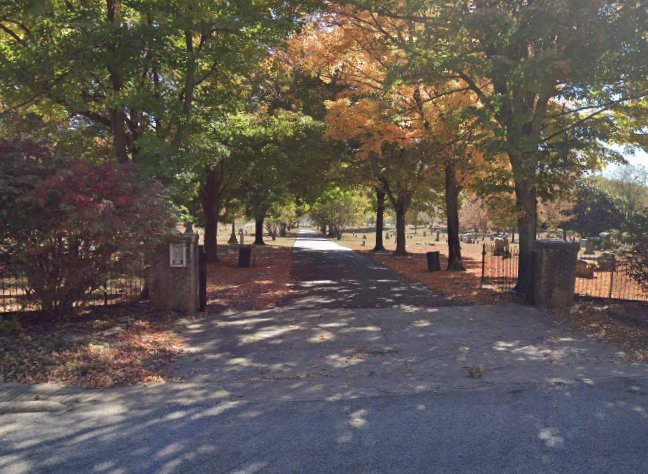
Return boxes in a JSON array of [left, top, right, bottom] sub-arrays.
[[199, 245, 207, 311], [608, 256, 615, 300], [481, 243, 486, 288]]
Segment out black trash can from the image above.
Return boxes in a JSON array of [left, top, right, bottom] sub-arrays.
[[238, 245, 253, 268], [426, 251, 441, 272]]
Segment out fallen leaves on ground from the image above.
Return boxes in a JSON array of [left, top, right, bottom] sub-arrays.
[[339, 237, 515, 305], [207, 243, 294, 310], [0, 241, 296, 388], [554, 302, 648, 362], [0, 307, 184, 388]]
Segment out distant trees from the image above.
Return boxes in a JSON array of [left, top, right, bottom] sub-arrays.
[[563, 167, 648, 241], [309, 189, 368, 239], [563, 182, 624, 238], [600, 165, 648, 224], [460, 198, 490, 238], [266, 200, 298, 239]]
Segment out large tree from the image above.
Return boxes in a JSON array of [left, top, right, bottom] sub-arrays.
[[341, 0, 648, 295], [0, 0, 318, 262], [0, 1, 307, 162], [293, 15, 484, 262]]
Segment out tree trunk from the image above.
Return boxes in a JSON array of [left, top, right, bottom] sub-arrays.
[[394, 201, 408, 256], [172, 30, 196, 150], [373, 189, 386, 252], [254, 218, 266, 245], [202, 169, 220, 262], [445, 162, 465, 271], [514, 178, 538, 298], [280, 223, 287, 237], [320, 224, 326, 235], [106, 0, 130, 163]]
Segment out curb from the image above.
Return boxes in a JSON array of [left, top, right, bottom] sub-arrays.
[[0, 401, 67, 414]]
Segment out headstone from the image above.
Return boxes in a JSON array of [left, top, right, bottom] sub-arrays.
[[597, 253, 616, 272], [533, 240, 580, 307], [494, 237, 506, 256], [503, 238, 511, 258], [576, 259, 595, 278], [584, 239, 595, 255]]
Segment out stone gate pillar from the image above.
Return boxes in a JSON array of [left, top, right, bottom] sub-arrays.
[[532, 240, 580, 308], [148, 231, 200, 313]]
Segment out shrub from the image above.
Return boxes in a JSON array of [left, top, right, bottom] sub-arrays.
[[0, 140, 177, 317]]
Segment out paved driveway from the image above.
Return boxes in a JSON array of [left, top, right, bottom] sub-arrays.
[[283, 231, 454, 309]]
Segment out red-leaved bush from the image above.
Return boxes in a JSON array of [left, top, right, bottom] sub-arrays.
[[0, 140, 177, 317]]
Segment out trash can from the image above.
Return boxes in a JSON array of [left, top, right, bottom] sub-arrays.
[[238, 245, 253, 268], [426, 251, 440, 272]]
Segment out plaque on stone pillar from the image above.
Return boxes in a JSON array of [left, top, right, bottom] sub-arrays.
[[169, 243, 187, 267], [150, 234, 200, 312]]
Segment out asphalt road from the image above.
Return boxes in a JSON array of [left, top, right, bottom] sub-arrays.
[[2, 378, 648, 473]]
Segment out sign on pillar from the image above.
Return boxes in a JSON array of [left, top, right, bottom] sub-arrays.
[[149, 233, 200, 312]]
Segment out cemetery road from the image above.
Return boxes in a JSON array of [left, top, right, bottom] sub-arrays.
[[282, 229, 455, 309]]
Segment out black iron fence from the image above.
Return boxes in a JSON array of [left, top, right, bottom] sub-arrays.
[[480, 242, 520, 293], [480, 243, 648, 303], [0, 264, 147, 314], [574, 258, 646, 302]]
